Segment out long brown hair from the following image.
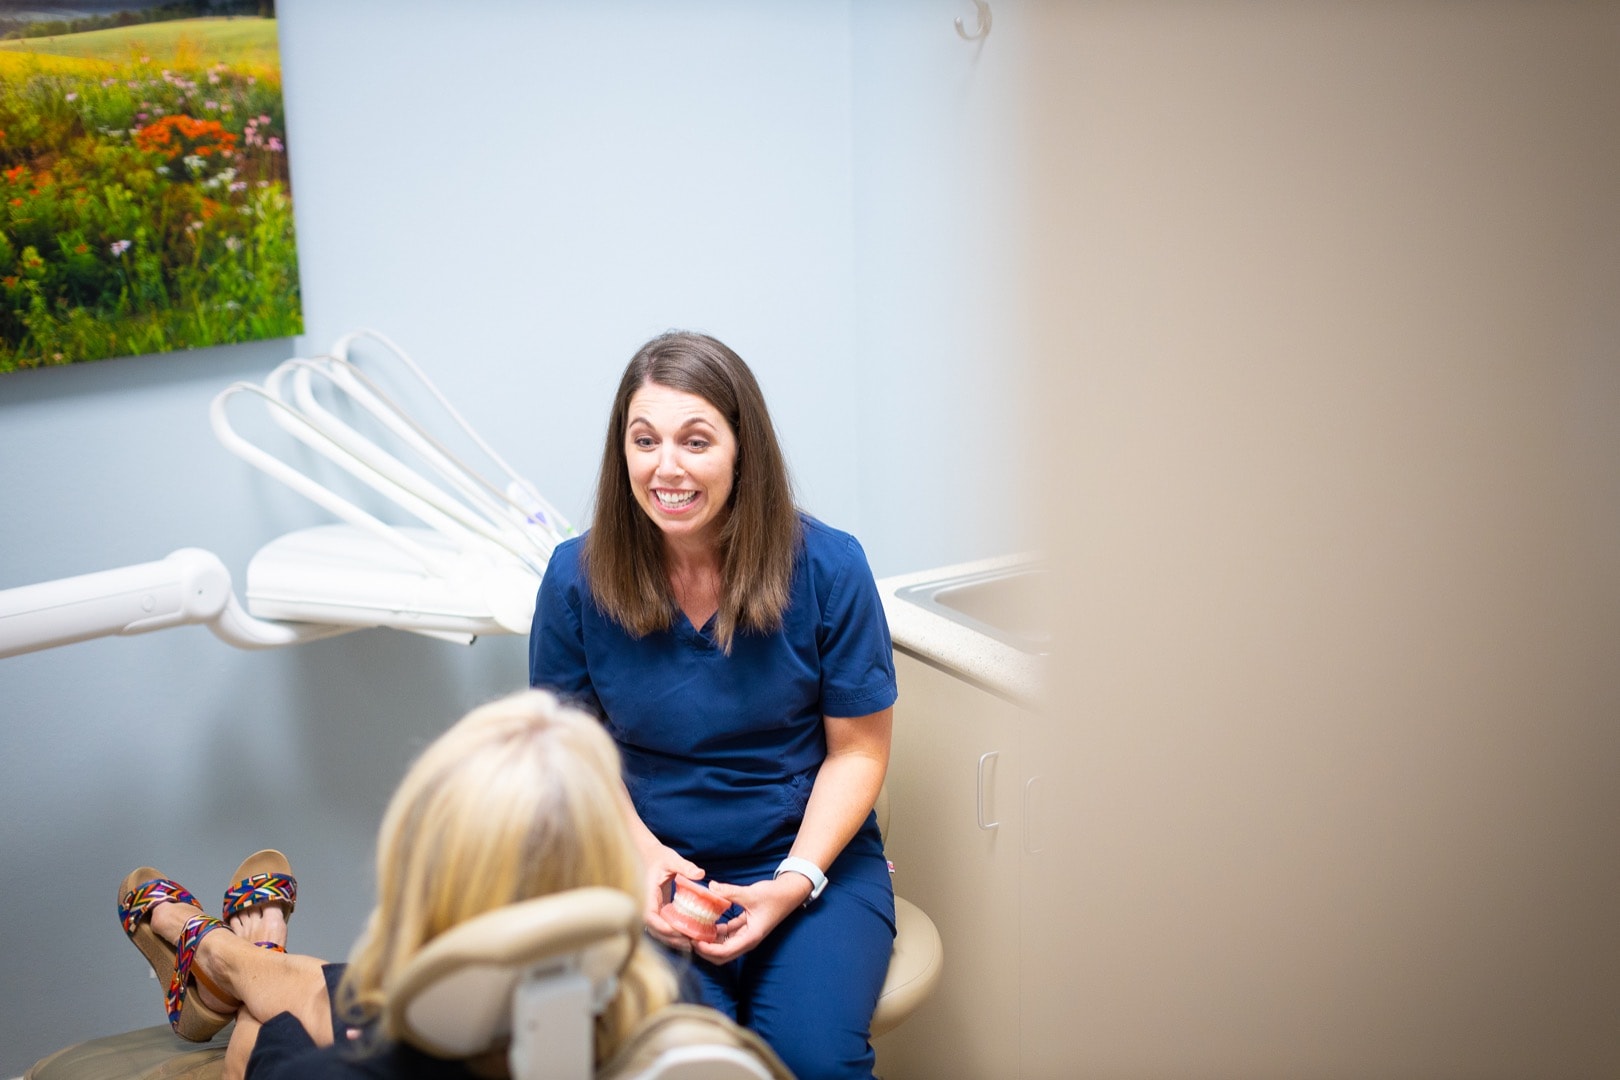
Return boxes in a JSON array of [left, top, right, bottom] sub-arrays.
[[585, 331, 800, 652]]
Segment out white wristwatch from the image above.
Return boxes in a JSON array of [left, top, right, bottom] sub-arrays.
[[773, 856, 828, 904]]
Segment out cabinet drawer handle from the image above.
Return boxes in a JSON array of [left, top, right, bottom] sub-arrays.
[[976, 750, 1000, 830], [1023, 775, 1044, 854]]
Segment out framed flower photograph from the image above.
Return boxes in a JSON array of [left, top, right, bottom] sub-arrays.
[[0, 1, 301, 373]]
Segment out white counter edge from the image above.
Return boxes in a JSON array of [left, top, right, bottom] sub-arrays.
[[877, 554, 1043, 709]]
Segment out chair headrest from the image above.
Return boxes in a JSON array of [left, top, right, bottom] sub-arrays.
[[388, 887, 641, 1059], [596, 1004, 795, 1080]]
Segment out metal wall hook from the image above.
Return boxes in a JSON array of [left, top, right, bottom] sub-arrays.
[[955, 0, 991, 41]]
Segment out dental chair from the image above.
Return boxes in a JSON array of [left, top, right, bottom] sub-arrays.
[[26, 888, 792, 1080], [28, 833, 941, 1080], [391, 888, 792, 1080]]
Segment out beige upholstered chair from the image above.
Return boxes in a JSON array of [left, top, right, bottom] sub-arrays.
[[388, 887, 791, 1080], [870, 783, 945, 1037]]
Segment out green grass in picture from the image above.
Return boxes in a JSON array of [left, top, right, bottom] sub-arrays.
[[0, 17, 302, 373]]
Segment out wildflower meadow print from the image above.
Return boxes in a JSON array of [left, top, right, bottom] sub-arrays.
[[0, 3, 301, 373]]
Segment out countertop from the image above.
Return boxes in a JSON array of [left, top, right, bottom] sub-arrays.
[[877, 554, 1043, 710]]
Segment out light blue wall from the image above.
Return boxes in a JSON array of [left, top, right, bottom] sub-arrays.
[[0, 2, 1024, 1071], [281, 0, 863, 541], [851, 1, 1034, 574]]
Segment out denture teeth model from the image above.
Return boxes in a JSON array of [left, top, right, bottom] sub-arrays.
[[660, 876, 730, 943]]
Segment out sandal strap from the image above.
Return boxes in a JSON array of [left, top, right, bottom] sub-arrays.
[[222, 872, 297, 921], [118, 878, 200, 938], [168, 914, 227, 1032]]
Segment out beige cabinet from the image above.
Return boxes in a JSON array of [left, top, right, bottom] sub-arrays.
[[874, 649, 1032, 1078]]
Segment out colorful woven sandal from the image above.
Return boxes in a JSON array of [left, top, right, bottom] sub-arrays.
[[171, 914, 233, 1037], [116, 867, 234, 1042], [222, 848, 297, 953]]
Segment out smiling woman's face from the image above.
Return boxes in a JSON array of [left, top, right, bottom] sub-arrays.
[[623, 381, 737, 552]]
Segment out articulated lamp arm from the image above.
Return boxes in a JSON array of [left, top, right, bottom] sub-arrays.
[[0, 549, 352, 660]]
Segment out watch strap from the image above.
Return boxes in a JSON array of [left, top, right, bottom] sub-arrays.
[[773, 856, 828, 903]]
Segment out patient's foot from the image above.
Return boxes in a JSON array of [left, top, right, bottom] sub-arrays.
[[148, 900, 240, 1015], [222, 849, 297, 952], [227, 900, 288, 951]]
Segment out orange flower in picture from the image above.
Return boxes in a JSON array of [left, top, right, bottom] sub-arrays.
[[134, 115, 238, 159]]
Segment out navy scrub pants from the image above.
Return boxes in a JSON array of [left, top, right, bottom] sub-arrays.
[[688, 824, 896, 1080]]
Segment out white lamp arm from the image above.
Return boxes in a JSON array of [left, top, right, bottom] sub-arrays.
[[0, 549, 350, 660]]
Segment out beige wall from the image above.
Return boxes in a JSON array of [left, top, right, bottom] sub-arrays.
[[1022, 3, 1620, 1076]]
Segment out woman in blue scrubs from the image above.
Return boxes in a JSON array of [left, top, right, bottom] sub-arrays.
[[529, 331, 897, 1080]]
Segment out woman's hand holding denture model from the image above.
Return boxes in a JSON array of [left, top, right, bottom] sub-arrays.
[[695, 707, 891, 963], [529, 332, 898, 1080], [625, 800, 707, 951]]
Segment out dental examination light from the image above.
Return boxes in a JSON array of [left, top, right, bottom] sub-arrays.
[[0, 331, 572, 660]]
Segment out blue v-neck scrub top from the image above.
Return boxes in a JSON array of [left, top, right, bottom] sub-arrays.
[[528, 514, 898, 871]]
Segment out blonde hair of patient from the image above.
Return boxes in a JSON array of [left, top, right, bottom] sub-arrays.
[[339, 689, 677, 1063]]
